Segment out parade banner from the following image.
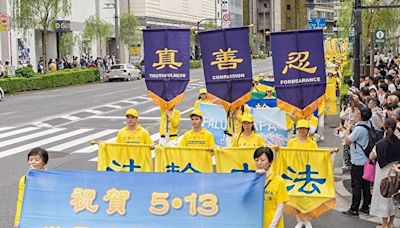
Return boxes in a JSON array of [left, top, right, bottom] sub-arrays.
[[144, 29, 190, 109], [214, 147, 257, 173], [271, 30, 326, 118], [247, 98, 277, 108], [155, 146, 213, 173], [200, 103, 227, 146], [199, 27, 253, 110], [20, 170, 265, 228], [272, 148, 336, 218], [97, 143, 152, 172], [252, 108, 288, 146]]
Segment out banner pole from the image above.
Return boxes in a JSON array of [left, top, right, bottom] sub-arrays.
[[165, 112, 170, 143]]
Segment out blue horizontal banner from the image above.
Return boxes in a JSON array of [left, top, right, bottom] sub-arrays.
[[20, 170, 264, 228]]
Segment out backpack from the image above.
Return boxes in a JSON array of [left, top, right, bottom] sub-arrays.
[[355, 121, 383, 157]]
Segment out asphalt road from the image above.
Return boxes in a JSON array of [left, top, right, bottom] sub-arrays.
[[0, 58, 377, 227]]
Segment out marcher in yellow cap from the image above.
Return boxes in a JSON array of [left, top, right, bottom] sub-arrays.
[[252, 75, 268, 93], [115, 108, 154, 149], [287, 119, 318, 149], [179, 110, 215, 149], [265, 87, 276, 99], [287, 119, 318, 228], [194, 88, 212, 110], [159, 106, 181, 146], [230, 113, 266, 147]]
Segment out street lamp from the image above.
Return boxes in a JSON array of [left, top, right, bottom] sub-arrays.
[[104, 0, 120, 63], [195, 18, 217, 59], [263, 3, 267, 54], [265, 31, 271, 57]]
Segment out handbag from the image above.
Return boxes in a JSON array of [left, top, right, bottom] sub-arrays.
[[380, 170, 400, 198], [362, 160, 376, 182]]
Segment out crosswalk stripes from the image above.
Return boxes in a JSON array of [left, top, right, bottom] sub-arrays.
[[47, 129, 118, 152], [0, 127, 38, 140], [73, 137, 116, 154], [0, 128, 93, 159], [0, 126, 17, 133], [0, 128, 65, 148]]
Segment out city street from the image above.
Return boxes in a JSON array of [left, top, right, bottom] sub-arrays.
[[0, 59, 376, 227]]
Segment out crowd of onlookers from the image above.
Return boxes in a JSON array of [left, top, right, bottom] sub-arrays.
[[0, 54, 118, 77], [338, 52, 400, 228]]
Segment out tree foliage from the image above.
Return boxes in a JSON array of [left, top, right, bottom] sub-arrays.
[[338, 0, 400, 58], [119, 13, 141, 47], [83, 16, 113, 55], [10, 0, 71, 70], [59, 32, 74, 57]]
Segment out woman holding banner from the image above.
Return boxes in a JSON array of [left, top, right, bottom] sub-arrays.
[[230, 113, 266, 147], [193, 88, 212, 111], [254, 146, 289, 228], [287, 119, 317, 228]]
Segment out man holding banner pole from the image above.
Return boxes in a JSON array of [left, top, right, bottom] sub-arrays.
[[115, 109, 155, 150], [159, 106, 181, 146], [179, 110, 215, 149]]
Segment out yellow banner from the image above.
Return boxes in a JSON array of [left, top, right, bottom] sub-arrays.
[[97, 143, 153, 172], [325, 77, 337, 115], [272, 148, 335, 218], [155, 146, 213, 173], [214, 147, 258, 173]]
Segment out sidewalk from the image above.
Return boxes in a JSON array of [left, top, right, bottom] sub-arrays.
[[323, 114, 400, 226]]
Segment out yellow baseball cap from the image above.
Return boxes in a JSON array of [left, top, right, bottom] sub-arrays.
[[241, 113, 253, 123], [199, 88, 208, 94], [296, 119, 310, 129], [253, 76, 260, 82], [125, 108, 138, 118], [189, 110, 203, 118]]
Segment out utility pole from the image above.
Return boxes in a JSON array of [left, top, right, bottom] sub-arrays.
[[353, 0, 400, 88], [114, 0, 120, 63], [353, 0, 362, 88]]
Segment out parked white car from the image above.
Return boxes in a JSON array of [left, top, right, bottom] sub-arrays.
[[105, 64, 141, 81]]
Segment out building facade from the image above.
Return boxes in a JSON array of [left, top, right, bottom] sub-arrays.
[[0, 0, 227, 69]]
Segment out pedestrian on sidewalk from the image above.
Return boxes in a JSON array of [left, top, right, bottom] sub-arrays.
[[343, 105, 373, 216], [369, 118, 400, 228]]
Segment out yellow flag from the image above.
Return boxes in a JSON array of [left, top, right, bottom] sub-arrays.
[[214, 147, 258, 173], [97, 143, 153, 172], [272, 147, 336, 218], [155, 146, 213, 173]]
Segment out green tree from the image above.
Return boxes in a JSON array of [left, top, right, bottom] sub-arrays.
[[59, 32, 74, 57], [83, 16, 113, 56], [338, 0, 400, 61], [119, 13, 141, 47], [10, 0, 71, 71]]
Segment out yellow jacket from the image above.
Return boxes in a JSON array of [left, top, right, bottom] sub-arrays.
[[14, 175, 25, 225], [159, 108, 181, 140], [194, 99, 212, 111]]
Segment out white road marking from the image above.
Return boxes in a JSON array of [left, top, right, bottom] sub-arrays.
[[85, 109, 104, 115], [104, 104, 122, 109], [0, 127, 38, 139], [142, 107, 160, 114], [31, 122, 53, 128], [61, 115, 81, 121], [0, 128, 66, 148], [0, 127, 17, 132], [0, 128, 92, 158], [48, 129, 118, 151], [73, 137, 116, 154]]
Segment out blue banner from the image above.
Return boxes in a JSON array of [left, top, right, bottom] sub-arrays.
[[20, 170, 264, 228], [199, 103, 228, 147], [252, 108, 288, 146], [144, 29, 190, 109], [271, 30, 326, 118], [247, 98, 277, 108], [199, 27, 253, 110]]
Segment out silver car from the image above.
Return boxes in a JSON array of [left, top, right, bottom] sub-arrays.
[[106, 64, 141, 81]]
